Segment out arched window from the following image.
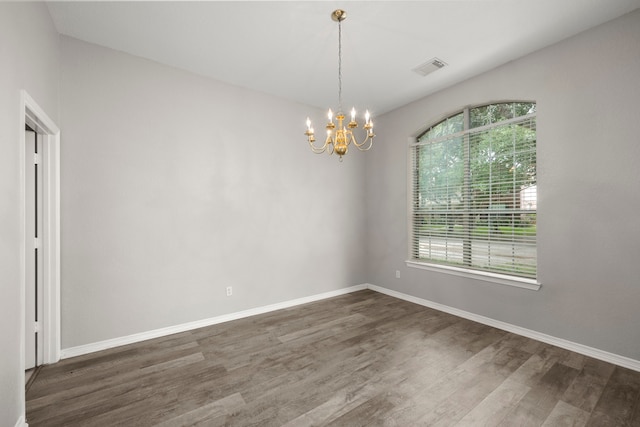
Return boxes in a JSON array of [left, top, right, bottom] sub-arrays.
[[409, 102, 537, 283]]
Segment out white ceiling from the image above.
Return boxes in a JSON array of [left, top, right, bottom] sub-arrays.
[[47, 1, 640, 116]]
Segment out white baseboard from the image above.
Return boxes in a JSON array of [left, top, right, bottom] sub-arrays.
[[14, 415, 27, 427], [60, 282, 640, 372], [367, 283, 640, 372], [61, 284, 367, 359]]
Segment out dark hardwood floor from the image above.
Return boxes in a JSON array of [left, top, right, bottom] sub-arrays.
[[26, 290, 640, 426]]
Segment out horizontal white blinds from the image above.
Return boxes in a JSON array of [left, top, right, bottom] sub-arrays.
[[410, 113, 537, 279]]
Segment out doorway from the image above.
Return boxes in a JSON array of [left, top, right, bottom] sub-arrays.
[[21, 91, 61, 387]]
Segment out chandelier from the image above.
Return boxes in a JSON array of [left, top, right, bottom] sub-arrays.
[[305, 9, 375, 161]]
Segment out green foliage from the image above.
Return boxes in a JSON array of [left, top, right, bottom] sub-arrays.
[[421, 112, 464, 140], [469, 123, 536, 200], [470, 102, 536, 128], [416, 102, 536, 214], [415, 137, 464, 209]]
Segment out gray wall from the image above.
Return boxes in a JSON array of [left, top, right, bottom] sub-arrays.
[[0, 3, 60, 424], [366, 9, 640, 360], [59, 36, 368, 349]]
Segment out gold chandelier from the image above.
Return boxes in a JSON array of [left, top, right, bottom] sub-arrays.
[[305, 9, 375, 161]]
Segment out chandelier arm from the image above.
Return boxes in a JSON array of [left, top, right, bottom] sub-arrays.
[[308, 137, 331, 154], [351, 133, 375, 151], [355, 141, 373, 151], [348, 131, 356, 147]]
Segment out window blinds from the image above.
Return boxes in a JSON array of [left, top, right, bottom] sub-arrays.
[[410, 113, 537, 279]]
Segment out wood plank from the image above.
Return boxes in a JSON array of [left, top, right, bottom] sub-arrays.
[[562, 357, 615, 412], [541, 400, 590, 427], [586, 366, 640, 426], [455, 378, 531, 426], [499, 362, 581, 426]]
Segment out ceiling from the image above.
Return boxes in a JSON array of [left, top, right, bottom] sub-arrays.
[[47, 1, 640, 116]]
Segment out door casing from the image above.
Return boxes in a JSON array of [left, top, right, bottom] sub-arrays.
[[20, 90, 61, 375]]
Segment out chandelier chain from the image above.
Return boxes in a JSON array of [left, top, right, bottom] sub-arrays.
[[338, 19, 343, 113]]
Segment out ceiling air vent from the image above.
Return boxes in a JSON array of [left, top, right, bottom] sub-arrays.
[[412, 57, 447, 77]]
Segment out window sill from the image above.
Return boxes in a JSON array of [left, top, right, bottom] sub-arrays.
[[405, 260, 541, 291]]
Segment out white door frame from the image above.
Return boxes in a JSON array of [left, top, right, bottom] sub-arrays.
[[20, 90, 61, 374]]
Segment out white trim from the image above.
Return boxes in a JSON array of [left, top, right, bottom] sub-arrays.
[[14, 415, 28, 427], [367, 284, 640, 372], [407, 137, 416, 261], [41, 132, 61, 364], [59, 282, 640, 372], [406, 260, 541, 291], [20, 90, 61, 365], [61, 285, 367, 359]]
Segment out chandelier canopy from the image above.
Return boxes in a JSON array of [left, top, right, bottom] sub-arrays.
[[305, 9, 375, 161]]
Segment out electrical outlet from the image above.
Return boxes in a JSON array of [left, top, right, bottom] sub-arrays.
[[226, 286, 233, 296], [395, 270, 401, 279]]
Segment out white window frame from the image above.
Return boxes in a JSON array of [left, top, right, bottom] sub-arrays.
[[407, 103, 541, 291]]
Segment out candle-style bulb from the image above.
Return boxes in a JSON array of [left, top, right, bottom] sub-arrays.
[[365, 110, 371, 123], [306, 117, 311, 130], [351, 107, 356, 121], [328, 109, 333, 122]]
